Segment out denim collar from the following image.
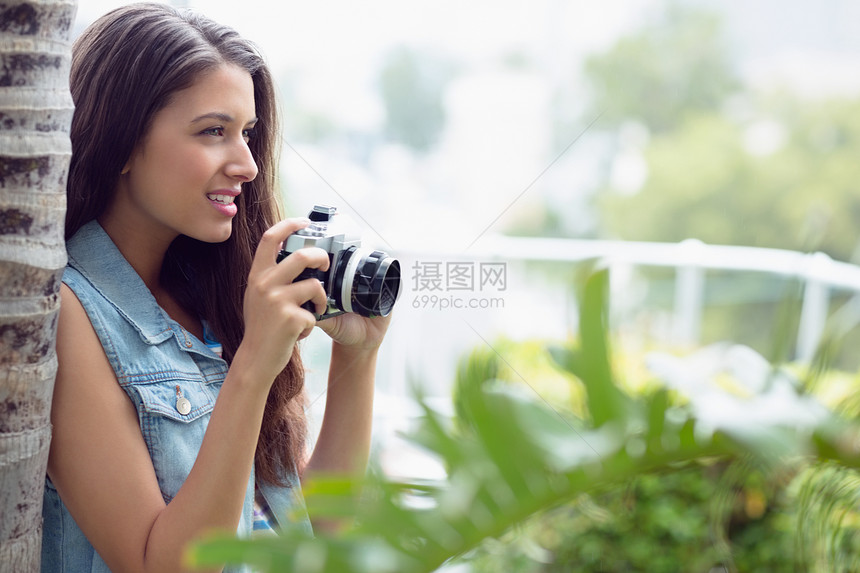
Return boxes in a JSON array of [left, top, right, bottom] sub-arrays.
[[66, 220, 174, 346]]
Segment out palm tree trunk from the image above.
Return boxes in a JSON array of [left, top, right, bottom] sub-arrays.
[[0, 1, 76, 571]]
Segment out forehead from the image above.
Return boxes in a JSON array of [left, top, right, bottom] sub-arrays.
[[161, 64, 256, 122]]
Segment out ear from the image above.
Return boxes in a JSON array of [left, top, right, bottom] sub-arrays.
[[120, 162, 130, 175]]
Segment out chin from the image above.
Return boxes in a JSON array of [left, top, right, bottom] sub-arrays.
[[194, 225, 234, 244], [211, 230, 234, 244]]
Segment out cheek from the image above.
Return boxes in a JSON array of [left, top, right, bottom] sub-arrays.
[[127, 134, 220, 197], [156, 147, 217, 187]]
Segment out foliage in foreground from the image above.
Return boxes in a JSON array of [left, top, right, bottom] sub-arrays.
[[467, 459, 799, 572], [187, 269, 860, 572]]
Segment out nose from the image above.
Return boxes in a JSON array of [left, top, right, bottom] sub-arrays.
[[226, 138, 259, 182]]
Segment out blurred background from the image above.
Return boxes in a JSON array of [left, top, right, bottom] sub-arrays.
[[74, 0, 860, 480]]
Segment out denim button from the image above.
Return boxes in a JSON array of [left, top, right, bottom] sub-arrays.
[[175, 385, 191, 415], [176, 396, 191, 415]]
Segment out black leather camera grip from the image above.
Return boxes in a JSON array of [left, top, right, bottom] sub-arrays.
[[277, 249, 326, 314], [294, 267, 326, 314]]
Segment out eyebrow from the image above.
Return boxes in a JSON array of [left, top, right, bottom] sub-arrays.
[[190, 112, 258, 125]]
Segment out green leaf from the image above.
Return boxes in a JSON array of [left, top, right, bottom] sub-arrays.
[[576, 269, 630, 428], [645, 389, 670, 454]]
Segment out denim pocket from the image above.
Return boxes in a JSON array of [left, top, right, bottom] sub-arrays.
[[133, 380, 217, 422]]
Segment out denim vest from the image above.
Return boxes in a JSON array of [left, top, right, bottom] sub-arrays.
[[42, 220, 313, 573]]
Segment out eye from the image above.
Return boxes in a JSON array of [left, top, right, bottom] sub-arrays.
[[243, 127, 257, 142], [200, 127, 225, 137]]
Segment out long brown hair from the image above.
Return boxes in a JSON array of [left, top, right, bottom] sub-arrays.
[[67, 2, 305, 486]]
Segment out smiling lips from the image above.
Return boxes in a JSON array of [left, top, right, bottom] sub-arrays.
[[206, 191, 239, 217]]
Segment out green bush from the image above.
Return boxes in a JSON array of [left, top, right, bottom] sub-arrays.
[[468, 460, 800, 572]]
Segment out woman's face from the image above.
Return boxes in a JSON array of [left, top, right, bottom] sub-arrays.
[[108, 63, 259, 246]]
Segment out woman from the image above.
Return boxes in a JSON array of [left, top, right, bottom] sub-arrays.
[[42, 3, 390, 572]]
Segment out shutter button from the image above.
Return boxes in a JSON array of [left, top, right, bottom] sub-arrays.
[[175, 385, 191, 415]]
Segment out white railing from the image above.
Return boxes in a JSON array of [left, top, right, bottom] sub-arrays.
[[395, 236, 860, 363]]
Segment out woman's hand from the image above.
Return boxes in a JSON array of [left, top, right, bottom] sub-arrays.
[[234, 218, 331, 384], [316, 310, 393, 350]]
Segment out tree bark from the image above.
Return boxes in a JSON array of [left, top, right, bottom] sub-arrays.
[[0, 1, 76, 571]]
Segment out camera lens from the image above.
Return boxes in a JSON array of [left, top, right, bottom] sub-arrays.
[[333, 247, 401, 317]]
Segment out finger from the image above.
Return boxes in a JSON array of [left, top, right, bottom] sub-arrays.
[[274, 247, 331, 284], [287, 275, 329, 316], [250, 218, 311, 277]]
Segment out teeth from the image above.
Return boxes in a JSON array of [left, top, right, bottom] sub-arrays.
[[207, 193, 236, 205]]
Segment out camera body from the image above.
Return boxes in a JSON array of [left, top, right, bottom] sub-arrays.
[[276, 205, 401, 320]]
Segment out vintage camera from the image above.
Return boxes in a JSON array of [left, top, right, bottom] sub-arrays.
[[276, 205, 401, 319]]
